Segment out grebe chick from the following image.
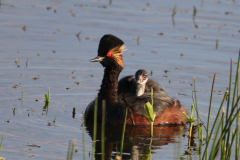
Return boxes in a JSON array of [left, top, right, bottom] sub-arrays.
[[135, 69, 163, 96]]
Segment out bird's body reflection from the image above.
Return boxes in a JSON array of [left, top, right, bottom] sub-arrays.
[[85, 122, 186, 160]]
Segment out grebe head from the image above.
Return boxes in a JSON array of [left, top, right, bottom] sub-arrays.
[[135, 69, 148, 84], [90, 34, 126, 69]]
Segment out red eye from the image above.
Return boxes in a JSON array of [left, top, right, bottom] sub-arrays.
[[107, 52, 111, 57]]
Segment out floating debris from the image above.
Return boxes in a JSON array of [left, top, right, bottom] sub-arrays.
[[32, 77, 39, 80], [164, 70, 169, 73], [76, 31, 81, 41], [22, 26, 26, 31], [151, 51, 158, 54], [130, 53, 135, 56], [225, 12, 233, 15], [46, 6, 52, 10], [178, 93, 188, 96], [15, 58, 18, 64], [133, 36, 141, 45], [193, 6, 197, 20], [72, 108, 76, 118], [216, 39, 219, 49], [178, 37, 188, 40], [26, 59, 28, 68], [158, 33, 164, 35], [98, 5, 107, 9], [26, 144, 40, 148], [172, 5, 177, 27]]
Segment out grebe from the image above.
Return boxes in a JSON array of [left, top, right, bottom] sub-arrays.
[[85, 34, 187, 125]]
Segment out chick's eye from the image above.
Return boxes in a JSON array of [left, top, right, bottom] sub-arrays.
[[107, 52, 111, 57]]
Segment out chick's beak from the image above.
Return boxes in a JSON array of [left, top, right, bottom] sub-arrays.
[[90, 56, 105, 62], [137, 76, 143, 83]]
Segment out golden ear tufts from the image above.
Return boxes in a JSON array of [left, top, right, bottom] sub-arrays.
[[110, 45, 127, 55]]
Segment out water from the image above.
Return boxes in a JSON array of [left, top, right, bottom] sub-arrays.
[[0, 0, 240, 159]]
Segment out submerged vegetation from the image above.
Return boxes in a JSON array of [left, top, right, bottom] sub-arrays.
[[144, 89, 156, 137]]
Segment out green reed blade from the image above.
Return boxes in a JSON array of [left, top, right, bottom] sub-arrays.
[[0, 134, 4, 154], [44, 94, 48, 102], [221, 109, 225, 160], [120, 107, 128, 159], [206, 73, 216, 159], [48, 88, 50, 102], [101, 100, 106, 160], [92, 96, 98, 160], [209, 111, 223, 160], [193, 77, 201, 158], [202, 90, 228, 160], [226, 59, 233, 151], [226, 130, 237, 160], [212, 99, 240, 158], [226, 59, 232, 121], [151, 88, 153, 107], [235, 50, 240, 160], [67, 140, 75, 160]]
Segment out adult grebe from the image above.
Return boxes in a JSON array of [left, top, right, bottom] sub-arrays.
[[85, 34, 187, 125]]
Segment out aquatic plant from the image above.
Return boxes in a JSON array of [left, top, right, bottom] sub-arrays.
[[44, 88, 50, 103], [144, 89, 156, 137], [183, 104, 197, 146], [120, 107, 128, 159], [101, 100, 106, 160], [0, 134, 4, 154], [189, 51, 240, 160], [92, 96, 98, 160], [66, 139, 75, 160]]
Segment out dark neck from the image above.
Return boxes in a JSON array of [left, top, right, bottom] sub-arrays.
[[98, 66, 122, 103]]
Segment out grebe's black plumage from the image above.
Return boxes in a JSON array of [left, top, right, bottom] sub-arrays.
[[85, 34, 187, 125]]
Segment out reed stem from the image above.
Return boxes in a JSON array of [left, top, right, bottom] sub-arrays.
[[120, 107, 128, 159], [101, 100, 106, 160], [92, 96, 98, 160], [206, 73, 216, 159]]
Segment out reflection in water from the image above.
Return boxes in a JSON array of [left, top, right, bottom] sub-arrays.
[[85, 122, 186, 160]]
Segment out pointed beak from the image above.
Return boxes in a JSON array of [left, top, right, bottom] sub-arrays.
[[90, 56, 105, 62], [137, 76, 143, 83]]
